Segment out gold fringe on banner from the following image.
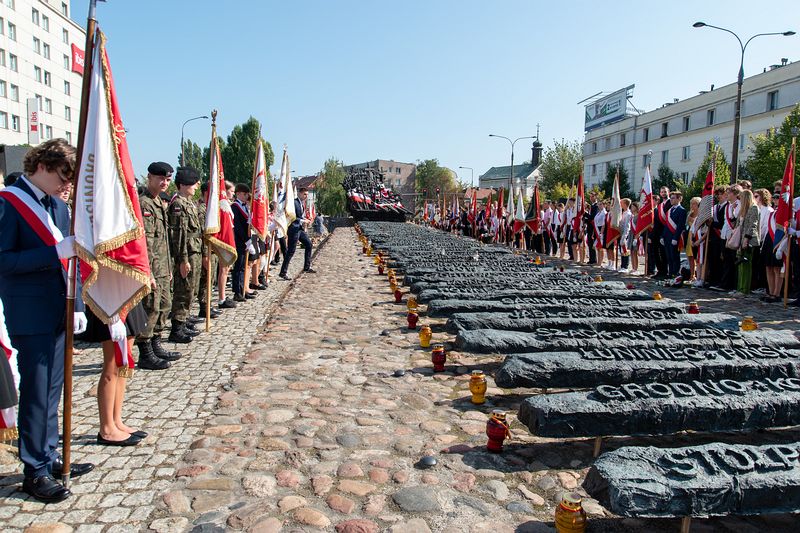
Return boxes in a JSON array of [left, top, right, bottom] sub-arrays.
[[118, 367, 134, 379], [0, 427, 19, 443]]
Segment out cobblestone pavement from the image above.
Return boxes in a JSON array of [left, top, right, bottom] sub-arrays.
[[0, 238, 320, 533], [3, 229, 800, 532]]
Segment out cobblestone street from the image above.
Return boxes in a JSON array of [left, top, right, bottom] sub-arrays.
[[2, 228, 800, 532]]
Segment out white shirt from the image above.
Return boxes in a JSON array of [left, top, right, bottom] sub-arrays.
[[594, 208, 607, 229], [19, 175, 47, 203], [721, 200, 739, 240], [758, 205, 773, 241]]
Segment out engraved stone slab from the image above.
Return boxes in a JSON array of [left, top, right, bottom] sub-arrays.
[[417, 287, 651, 303], [518, 377, 800, 438], [427, 298, 684, 318], [583, 442, 800, 518]]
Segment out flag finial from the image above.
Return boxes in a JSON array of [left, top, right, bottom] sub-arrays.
[[211, 109, 217, 126]]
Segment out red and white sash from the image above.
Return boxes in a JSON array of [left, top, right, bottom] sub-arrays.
[[0, 186, 67, 271], [657, 201, 670, 226], [665, 205, 679, 234]]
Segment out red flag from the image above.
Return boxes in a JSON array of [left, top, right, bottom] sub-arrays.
[[249, 140, 269, 240], [0, 298, 19, 442], [204, 128, 238, 267], [634, 165, 654, 237], [497, 188, 504, 219], [467, 190, 478, 223], [525, 184, 541, 232], [573, 174, 585, 233], [513, 190, 526, 233], [775, 141, 795, 228], [605, 170, 622, 245]]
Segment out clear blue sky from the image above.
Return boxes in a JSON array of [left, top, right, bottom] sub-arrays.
[[70, 0, 798, 183]]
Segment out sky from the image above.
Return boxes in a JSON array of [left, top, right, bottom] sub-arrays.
[[69, 0, 798, 183]]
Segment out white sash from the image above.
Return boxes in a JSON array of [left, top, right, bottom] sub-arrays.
[[1, 186, 65, 243]]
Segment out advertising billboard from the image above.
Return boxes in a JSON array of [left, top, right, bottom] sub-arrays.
[[585, 85, 634, 131]]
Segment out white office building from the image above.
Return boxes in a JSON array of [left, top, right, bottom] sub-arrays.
[[583, 60, 800, 191], [0, 0, 85, 147]]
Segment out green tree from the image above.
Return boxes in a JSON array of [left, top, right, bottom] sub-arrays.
[[742, 104, 800, 191], [316, 157, 348, 216], [180, 139, 204, 177], [598, 164, 633, 199], [549, 182, 576, 203], [539, 139, 583, 197], [587, 185, 605, 200], [685, 141, 731, 203], [220, 117, 275, 185], [415, 159, 459, 195], [653, 163, 683, 193]]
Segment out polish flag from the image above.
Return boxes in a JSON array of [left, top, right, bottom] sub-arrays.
[[0, 298, 19, 443], [274, 149, 296, 235], [205, 135, 238, 266], [513, 189, 526, 233], [634, 165, 654, 237], [250, 140, 269, 240], [605, 169, 622, 245]]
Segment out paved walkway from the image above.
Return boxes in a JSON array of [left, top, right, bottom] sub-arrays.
[[2, 229, 798, 532]]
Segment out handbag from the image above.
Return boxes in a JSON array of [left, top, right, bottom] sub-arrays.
[[726, 225, 742, 250]]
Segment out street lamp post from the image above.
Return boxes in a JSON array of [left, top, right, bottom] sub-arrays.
[[459, 166, 474, 188], [693, 22, 795, 183], [181, 115, 209, 166], [489, 134, 535, 194]]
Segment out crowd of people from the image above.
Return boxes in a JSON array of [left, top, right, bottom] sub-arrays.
[[0, 140, 320, 502], [423, 180, 798, 304]]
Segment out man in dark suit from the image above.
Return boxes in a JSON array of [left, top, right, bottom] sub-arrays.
[[279, 187, 314, 280], [0, 139, 94, 502], [585, 192, 599, 264], [662, 190, 687, 279]]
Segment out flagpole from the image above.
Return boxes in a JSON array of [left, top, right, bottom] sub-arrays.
[[205, 110, 218, 333], [785, 135, 797, 308], [61, 0, 99, 490]]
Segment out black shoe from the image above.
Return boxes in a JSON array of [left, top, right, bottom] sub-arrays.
[[51, 458, 95, 479], [279, 273, 290, 281], [137, 342, 172, 370], [22, 475, 71, 503], [304, 268, 317, 274], [245, 292, 257, 299], [270, 259, 280, 265], [151, 337, 182, 362], [249, 283, 267, 291], [186, 315, 205, 325], [130, 430, 148, 439], [218, 299, 237, 309], [197, 309, 222, 319], [181, 325, 200, 337], [258, 275, 267, 285], [184, 321, 200, 333], [234, 293, 247, 302], [168, 322, 193, 344], [96, 433, 142, 447]]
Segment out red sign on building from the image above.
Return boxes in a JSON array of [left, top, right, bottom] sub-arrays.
[[71, 44, 85, 75]]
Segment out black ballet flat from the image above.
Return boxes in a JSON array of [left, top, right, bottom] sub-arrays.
[[96, 433, 142, 447], [130, 430, 148, 439]]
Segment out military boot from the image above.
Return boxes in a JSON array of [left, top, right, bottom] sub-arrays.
[[182, 321, 201, 336], [151, 336, 182, 361], [136, 341, 171, 370], [168, 321, 193, 343]]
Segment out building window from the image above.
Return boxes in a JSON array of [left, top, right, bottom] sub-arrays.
[[43, 43, 50, 59], [682, 146, 690, 161], [0, 49, 4, 66], [591, 164, 597, 176], [739, 134, 745, 150], [8, 22, 16, 41], [643, 128, 649, 142], [44, 71, 51, 87], [65, 106, 71, 121], [32, 8, 40, 25], [5, 0, 15, 9], [0, 112, 7, 129], [592, 141, 597, 154], [661, 150, 669, 165], [45, 125, 53, 139], [9, 54, 17, 72], [62, 29, 69, 44], [10, 84, 18, 101], [707, 109, 715, 126], [11, 115, 20, 131], [33, 37, 41, 54], [683, 116, 690, 132], [680, 172, 689, 184], [0, 17, 3, 36], [34, 66, 42, 82], [44, 98, 52, 114], [65, 131, 72, 143], [620, 133, 626, 147], [604, 137, 611, 150], [64, 81, 71, 95], [63, 54, 70, 69], [0, 80, 6, 98], [35, 94, 42, 109], [661, 122, 668, 138], [396, 167, 401, 174], [767, 90, 779, 111], [41, 15, 49, 31], [62, 2, 69, 16], [642, 155, 648, 168]]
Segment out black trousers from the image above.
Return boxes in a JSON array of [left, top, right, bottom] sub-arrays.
[[232, 246, 246, 295], [720, 244, 738, 290], [272, 236, 287, 263], [280, 225, 312, 275], [588, 225, 597, 263], [705, 232, 723, 285]]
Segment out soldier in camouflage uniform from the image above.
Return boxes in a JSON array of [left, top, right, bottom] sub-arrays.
[[168, 167, 203, 343], [135, 162, 184, 369]]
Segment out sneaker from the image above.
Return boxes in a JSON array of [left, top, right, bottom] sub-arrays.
[[304, 268, 317, 274], [218, 299, 237, 309]]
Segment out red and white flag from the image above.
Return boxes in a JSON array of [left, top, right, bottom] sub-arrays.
[[605, 169, 622, 245], [634, 165, 654, 237], [696, 158, 716, 227], [525, 183, 541, 232], [0, 298, 19, 443], [273, 149, 296, 235], [496, 188, 504, 219], [513, 189, 526, 233], [250, 140, 269, 240], [204, 136, 238, 266], [573, 174, 585, 233], [72, 29, 151, 372]]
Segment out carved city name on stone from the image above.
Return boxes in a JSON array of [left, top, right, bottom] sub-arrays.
[[417, 287, 651, 303], [410, 279, 626, 294], [427, 298, 684, 318], [447, 312, 736, 334], [518, 376, 800, 438], [495, 346, 800, 389], [456, 326, 795, 354], [583, 442, 800, 517]]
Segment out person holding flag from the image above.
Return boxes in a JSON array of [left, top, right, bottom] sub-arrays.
[[603, 169, 622, 270], [662, 191, 687, 283]]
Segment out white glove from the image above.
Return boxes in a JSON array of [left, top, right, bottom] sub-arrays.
[[789, 228, 797, 237], [247, 242, 256, 255], [776, 249, 784, 261], [108, 315, 126, 342], [671, 240, 678, 246], [56, 236, 77, 259], [659, 238, 665, 245], [73, 312, 87, 334]]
